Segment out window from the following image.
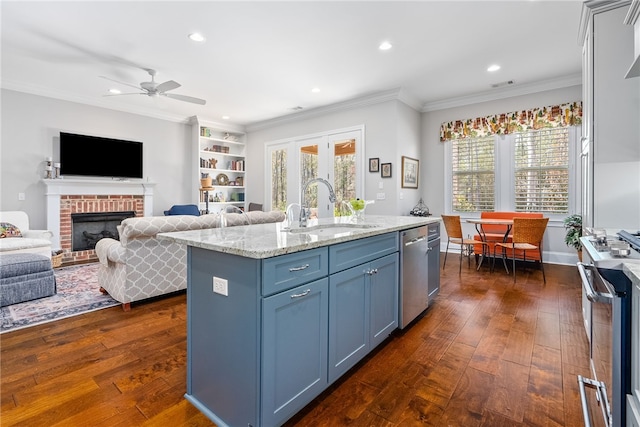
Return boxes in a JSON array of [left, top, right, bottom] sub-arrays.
[[514, 128, 569, 213], [270, 147, 288, 211], [451, 136, 495, 212], [447, 126, 578, 216]]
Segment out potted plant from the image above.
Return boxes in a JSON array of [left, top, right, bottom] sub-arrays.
[[563, 214, 583, 260]]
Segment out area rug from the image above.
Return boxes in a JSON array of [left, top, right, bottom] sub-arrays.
[[1, 263, 118, 333]]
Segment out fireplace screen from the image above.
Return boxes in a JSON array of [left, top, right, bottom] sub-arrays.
[[71, 211, 135, 251]]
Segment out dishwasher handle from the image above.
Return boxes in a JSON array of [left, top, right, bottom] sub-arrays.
[[404, 236, 426, 247]]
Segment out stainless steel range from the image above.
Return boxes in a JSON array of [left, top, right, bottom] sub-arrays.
[[577, 230, 640, 427]]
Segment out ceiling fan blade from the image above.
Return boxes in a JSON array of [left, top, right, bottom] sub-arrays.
[[103, 92, 146, 97], [164, 93, 207, 105], [156, 80, 181, 93], [99, 75, 142, 91]]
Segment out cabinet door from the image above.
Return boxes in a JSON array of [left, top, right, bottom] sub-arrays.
[[369, 253, 399, 349], [328, 264, 368, 383], [262, 278, 329, 427]]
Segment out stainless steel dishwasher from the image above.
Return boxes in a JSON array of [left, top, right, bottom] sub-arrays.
[[399, 223, 440, 329]]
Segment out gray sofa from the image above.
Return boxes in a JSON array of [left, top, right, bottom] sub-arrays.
[[95, 211, 285, 310]]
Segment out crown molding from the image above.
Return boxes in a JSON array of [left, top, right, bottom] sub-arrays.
[[245, 88, 419, 132], [579, 0, 632, 44], [420, 74, 582, 113], [624, 0, 640, 25]]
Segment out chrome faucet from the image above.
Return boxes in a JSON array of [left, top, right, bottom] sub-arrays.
[[219, 205, 251, 228], [299, 178, 337, 227]]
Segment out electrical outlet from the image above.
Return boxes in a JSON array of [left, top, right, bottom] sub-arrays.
[[18, 192, 25, 201], [213, 277, 228, 296], [376, 192, 385, 200]]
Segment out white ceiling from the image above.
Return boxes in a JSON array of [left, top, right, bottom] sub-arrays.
[[1, 1, 585, 127]]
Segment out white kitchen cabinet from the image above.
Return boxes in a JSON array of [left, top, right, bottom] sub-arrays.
[[190, 116, 246, 213], [579, 1, 640, 231]]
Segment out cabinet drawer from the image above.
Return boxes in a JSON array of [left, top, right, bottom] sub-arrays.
[[262, 247, 328, 296], [329, 232, 398, 274]]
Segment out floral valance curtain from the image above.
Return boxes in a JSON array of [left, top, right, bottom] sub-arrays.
[[439, 101, 582, 142]]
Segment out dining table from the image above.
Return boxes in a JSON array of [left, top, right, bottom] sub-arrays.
[[466, 218, 514, 271]]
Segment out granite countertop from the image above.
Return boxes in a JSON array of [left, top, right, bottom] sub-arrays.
[[623, 262, 640, 286], [158, 215, 441, 259]]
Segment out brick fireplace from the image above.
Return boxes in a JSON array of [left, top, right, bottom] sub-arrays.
[[44, 179, 155, 265]]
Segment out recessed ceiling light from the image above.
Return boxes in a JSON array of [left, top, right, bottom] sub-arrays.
[[311, 87, 320, 93], [109, 88, 121, 94], [379, 41, 393, 51], [188, 33, 206, 42], [487, 64, 501, 72], [222, 115, 230, 120]]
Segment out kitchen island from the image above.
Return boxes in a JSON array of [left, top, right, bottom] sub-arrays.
[[159, 215, 440, 427]]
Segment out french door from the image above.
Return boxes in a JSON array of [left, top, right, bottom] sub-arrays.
[[266, 127, 363, 218]]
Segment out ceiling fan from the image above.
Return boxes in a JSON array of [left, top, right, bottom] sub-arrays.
[[100, 69, 206, 105]]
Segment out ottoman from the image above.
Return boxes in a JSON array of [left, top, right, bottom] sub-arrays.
[[0, 253, 56, 307]]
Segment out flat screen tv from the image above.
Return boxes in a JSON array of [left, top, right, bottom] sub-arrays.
[[59, 132, 143, 179]]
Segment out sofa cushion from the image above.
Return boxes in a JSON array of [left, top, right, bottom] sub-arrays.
[[0, 237, 52, 252]]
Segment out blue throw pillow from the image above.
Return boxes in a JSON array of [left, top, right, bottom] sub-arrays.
[[163, 205, 200, 216]]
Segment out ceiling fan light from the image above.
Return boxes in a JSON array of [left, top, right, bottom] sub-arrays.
[[188, 33, 206, 42]]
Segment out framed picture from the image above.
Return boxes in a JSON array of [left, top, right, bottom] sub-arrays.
[[381, 162, 392, 178], [401, 156, 419, 188], [369, 158, 380, 173]]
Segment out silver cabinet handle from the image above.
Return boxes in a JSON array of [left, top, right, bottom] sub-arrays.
[[365, 268, 378, 275], [290, 289, 311, 299], [289, 263, 310, 272]]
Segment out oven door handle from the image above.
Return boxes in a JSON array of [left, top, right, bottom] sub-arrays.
[[577, 262, 613, 304], [577, 375, 613, 427]]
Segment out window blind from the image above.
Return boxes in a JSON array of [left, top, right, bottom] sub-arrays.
[[514, 128, 569, 213], [451, 136, 495, 212]]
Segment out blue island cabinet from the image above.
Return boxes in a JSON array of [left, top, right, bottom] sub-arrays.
[[184, 232, 399, 427]]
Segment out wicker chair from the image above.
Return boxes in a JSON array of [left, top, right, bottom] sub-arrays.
[[441, 215, 488, 273], [493, 217, 549, 283]]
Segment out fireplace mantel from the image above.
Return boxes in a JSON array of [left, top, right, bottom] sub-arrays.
[[44, 178, 155, 249]]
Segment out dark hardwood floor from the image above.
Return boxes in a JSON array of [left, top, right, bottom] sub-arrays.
[[1, 256, 590, 426]]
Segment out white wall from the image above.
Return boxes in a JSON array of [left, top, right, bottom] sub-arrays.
[[0, 89, 193, 230], [246, 98, 420, 216], [421, 85, 583, 265]]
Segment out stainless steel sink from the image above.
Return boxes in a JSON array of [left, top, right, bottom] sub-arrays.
[[285, 223, 380, 235]]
